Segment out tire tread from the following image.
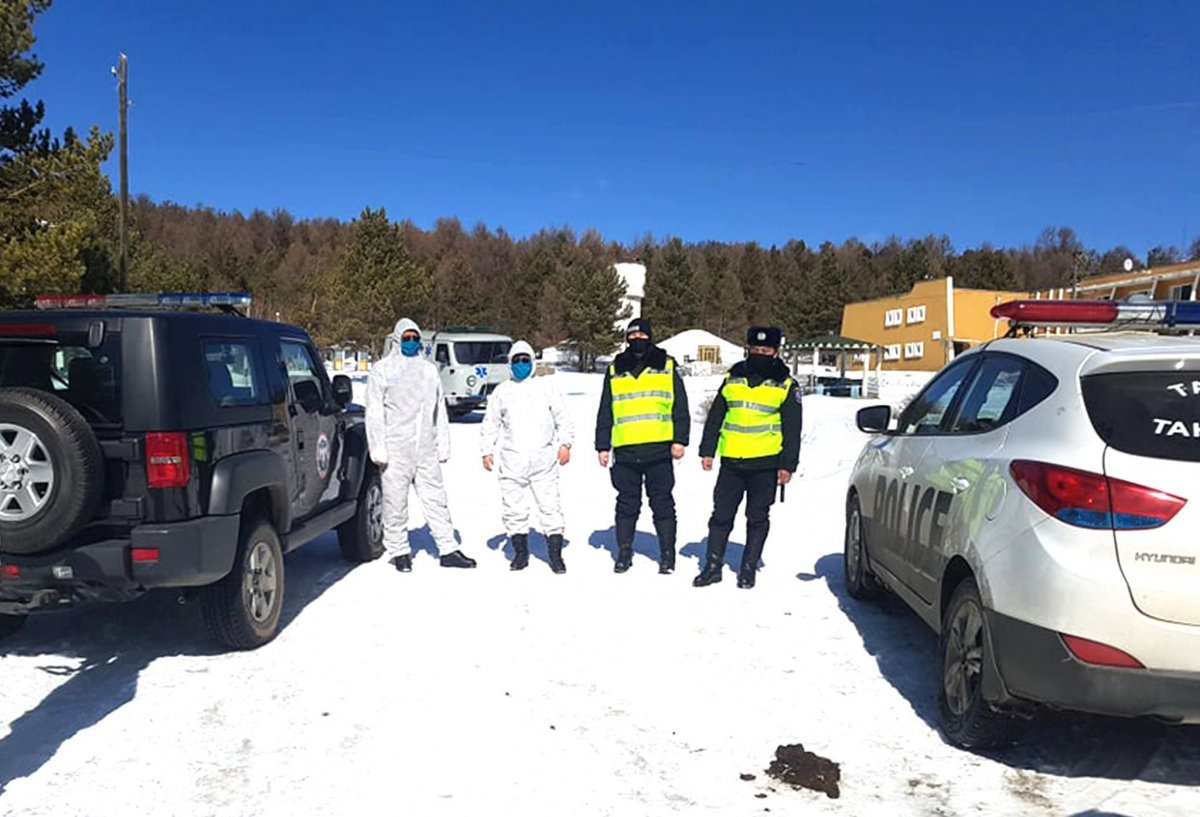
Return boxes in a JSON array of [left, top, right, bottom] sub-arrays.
[[937, 578, 1019, 749], [201, 517, 284, 650]]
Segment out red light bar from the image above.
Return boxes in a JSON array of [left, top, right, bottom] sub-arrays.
[[0, 323, 56, 336], [0, 564, 20, 579], [35, 295, 105, 309], [130, 547, 160, 563], [991, 300, 1119, 324]]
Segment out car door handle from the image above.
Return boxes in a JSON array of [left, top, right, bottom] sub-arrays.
[[898, 466, 914, 479], [951, 477, 971, 493]]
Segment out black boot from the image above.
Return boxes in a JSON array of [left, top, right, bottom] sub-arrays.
[[510, 534, 529, 571], [655, 517, 677, 575], [737, 526, 768, 589], [614, 545, 633, 573], [547, 533, 566, 574], [693, 529, 729, 587], [440, 550, 477, 569], [392, 554, 412, 573]]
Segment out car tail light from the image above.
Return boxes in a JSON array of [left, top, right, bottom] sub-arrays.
[[1009, 460, 1185, 530], [1061, 634, 1144, 669], [145, 432, 190, 488], [1, 565, 19, 579], [130, 548, 159, 563]]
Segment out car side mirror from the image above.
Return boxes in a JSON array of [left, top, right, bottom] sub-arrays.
[[856, 405, 892, 433], [293, 379, 324, 413], [331, 374, 353, 408]]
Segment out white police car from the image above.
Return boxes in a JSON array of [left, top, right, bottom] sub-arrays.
[[846, 299, 1200, 748]]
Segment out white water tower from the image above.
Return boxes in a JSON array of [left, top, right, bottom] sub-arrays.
[[613, 262, 646, 323]]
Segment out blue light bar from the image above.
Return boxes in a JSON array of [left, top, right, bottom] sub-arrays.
[[1165, 301, 1200, 326]]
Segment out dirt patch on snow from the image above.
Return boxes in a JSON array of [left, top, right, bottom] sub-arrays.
[[765, 743, 841, 799]]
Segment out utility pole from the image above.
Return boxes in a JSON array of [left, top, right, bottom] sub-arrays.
[[116, 53, 129, 292], [1070, 249, 1084, 300]]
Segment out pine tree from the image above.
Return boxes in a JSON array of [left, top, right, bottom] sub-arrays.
[[644, 236, 698, 337], [954, 247, 1017, 291], [0, 1, 115, 307], [558, 230, 626, 370], [318, 207, 430, 351]]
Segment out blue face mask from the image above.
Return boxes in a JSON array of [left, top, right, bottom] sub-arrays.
[[400, 338, 421, 357], [511, 360, 533, 381]]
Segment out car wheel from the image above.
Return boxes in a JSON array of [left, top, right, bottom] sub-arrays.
[[202, 517, 285, 650], [844, 496, 882, 600], [338, 467, 384, 563], [0, 388, 104, 555], [0, 613, 26, 640], [937, 578, 1017, 749]]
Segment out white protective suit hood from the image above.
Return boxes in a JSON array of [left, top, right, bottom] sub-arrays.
[[392, 318, 421, 343], [508, 340, 535, 363]]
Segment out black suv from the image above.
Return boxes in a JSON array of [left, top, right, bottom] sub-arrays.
[[0, 300, 383, 648]]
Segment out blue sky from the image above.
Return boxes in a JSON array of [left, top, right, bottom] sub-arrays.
[[29, 0, 1200, 254]]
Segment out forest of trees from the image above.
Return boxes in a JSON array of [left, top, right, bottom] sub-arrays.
[[119, 202, 1200, 356], [3, 1, 1200, 360]]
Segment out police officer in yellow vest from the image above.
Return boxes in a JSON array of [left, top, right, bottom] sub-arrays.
[[595, 318, 690, 574], [694, 326, 801, 589]]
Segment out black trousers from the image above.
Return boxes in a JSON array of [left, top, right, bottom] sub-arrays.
[[611, 459, 675, 544], [708, 466, 777, 543]]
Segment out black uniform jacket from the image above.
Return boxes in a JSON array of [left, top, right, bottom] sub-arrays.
[[594, 346, 691, 464], [698, 356, 802, 472]]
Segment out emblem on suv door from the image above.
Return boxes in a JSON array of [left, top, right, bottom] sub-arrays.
[[316, 432, 331, 479]]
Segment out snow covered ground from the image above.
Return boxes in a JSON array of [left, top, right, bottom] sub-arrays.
[[2, 372, 1199, 816]]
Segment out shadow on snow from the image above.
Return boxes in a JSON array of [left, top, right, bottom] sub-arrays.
[[0, 533, 360, 794], [485, 531, 569, 571], [801, 551, 1200, 785]]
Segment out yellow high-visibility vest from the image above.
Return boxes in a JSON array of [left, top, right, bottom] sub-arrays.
[[610, 359, 675, 447], [717, 375, 791, 458]]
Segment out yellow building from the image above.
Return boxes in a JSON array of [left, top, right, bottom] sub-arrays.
[[1038, 260, 1200, 302], [840, 277, 1029, 372]]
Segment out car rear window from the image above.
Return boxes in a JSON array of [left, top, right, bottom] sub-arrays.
[[204, 340, 268, 407], [0, 338, 122, 425], [1082, 371, 1200, 462]]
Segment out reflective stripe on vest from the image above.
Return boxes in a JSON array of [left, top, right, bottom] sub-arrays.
[[610, 359, 675, 447], [718, 375, 791, 458]]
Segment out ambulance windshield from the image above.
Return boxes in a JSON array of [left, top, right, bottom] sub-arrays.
[[454, 341, 511, 365]]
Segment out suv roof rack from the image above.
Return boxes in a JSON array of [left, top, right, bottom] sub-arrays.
[[34, 292, 252, 317], [436, 325, 502, 334], [992, 299, 1200, 336]]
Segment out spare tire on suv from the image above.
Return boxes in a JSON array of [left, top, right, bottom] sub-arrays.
[[0, 387, 104, 555]]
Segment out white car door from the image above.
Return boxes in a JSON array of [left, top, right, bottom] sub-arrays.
[[867, 358, 979, 593], [919, 354, 1043, 605]]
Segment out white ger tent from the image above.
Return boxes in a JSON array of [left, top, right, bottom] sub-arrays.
[[658, 329, 744, 366]]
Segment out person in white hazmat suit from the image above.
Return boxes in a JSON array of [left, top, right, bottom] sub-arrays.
[[366, 318, 477, 572], [480, 341, 574, 573]]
